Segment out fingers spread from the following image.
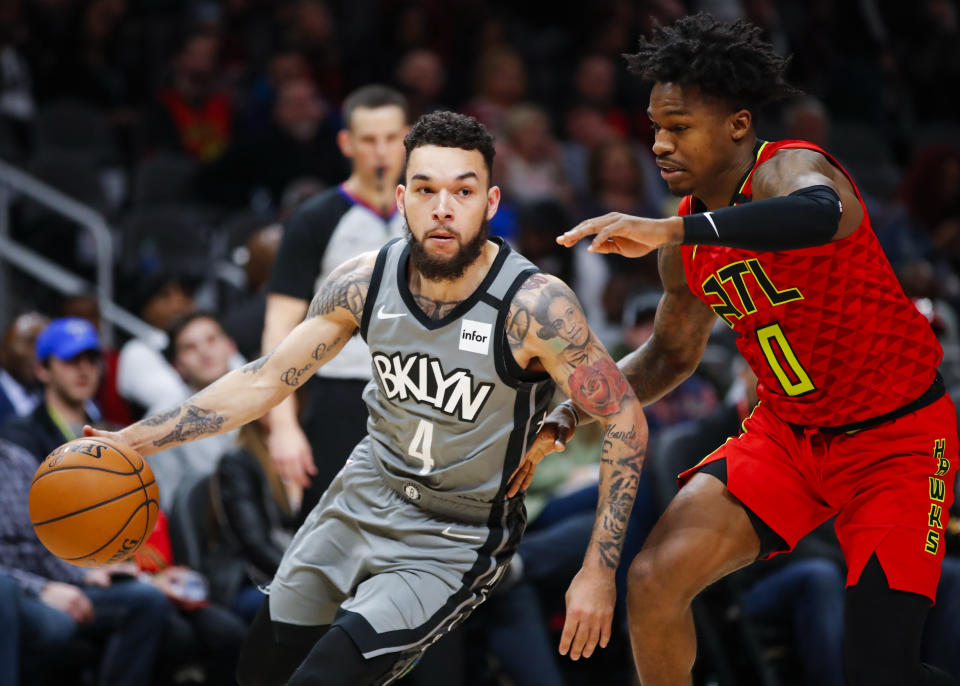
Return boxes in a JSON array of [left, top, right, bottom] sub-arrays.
[[557, 214, 619, 247]]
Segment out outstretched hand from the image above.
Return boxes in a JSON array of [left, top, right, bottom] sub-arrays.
[[557, 213, 682, 258], [506, 403, 579, 497]]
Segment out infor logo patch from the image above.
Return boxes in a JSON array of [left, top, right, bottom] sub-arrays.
[[459, 319, 491, 355]]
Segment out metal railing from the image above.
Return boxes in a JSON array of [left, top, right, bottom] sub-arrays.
[[0, 158, 166, 349]]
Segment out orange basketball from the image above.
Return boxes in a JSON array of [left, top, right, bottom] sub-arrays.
[[29, 437, 160, 568]]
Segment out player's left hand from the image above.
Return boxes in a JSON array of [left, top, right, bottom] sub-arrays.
[[506, 404, 577, 497], [559, 564, 616, 660], [557, 213, 683, 258]]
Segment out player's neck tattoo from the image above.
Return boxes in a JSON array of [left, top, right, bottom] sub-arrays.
[[411, 293, 463, 321]]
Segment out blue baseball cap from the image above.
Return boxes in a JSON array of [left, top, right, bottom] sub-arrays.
[[35, 318, 101, 362]]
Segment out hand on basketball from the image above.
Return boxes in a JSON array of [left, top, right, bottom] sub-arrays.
[[82, 425, 124, 444], [559, 566, 616, 661], [41, 581, 94, 623], [267, 424, 317, 489], [557, 213, 682, 258], [506, 404, 578, 497]]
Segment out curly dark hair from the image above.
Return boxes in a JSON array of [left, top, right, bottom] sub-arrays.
[[624, 13, 801, 111], [403, 111, 496, 182]]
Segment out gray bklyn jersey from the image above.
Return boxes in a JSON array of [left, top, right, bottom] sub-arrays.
[[360, 237, 555, 517]]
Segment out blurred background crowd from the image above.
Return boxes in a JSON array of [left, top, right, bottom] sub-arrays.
[[1, 0, 960, 684]]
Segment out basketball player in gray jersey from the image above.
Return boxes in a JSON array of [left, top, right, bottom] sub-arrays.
[[84, 112, 647, 685]]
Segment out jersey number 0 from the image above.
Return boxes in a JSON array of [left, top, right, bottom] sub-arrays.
[[756, 323, 816, 396]]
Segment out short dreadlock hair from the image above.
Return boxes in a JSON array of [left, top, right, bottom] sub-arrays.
[[624, 13, 801, 112], [403, 111, 496, 183]]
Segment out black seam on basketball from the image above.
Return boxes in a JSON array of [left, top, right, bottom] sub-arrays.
[[93, 438, 154, 547], [79, 438, 145, 474], [59, 498, 158, 561], [114, 442, 153, 546], [32, 465, 147, 485], [31, 438, 144, 486], [32, 480, 157, 527]]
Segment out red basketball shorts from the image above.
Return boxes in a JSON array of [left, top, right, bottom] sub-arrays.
[[678, 395, 958, 602]]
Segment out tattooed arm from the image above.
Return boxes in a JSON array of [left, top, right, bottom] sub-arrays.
[[507, 273, 647, 661], [517, 247, 714, 474], [84, 253, 377, 458]]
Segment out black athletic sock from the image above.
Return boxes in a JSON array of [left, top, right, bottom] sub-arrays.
[[845, 554, 954, 686], [236, 601, 329, 686], [286, 625, 399, 686]]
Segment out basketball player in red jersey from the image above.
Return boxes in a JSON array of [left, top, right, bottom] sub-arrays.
[[520, 13, 959, 686]]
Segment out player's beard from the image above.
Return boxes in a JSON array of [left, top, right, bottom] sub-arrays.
[[405, 215, 489, 281]]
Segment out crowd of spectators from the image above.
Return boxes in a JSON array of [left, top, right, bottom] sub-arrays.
[[1, 0, 960, 684]]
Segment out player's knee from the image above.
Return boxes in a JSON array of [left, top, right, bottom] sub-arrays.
[[627, 554, 671, 609]]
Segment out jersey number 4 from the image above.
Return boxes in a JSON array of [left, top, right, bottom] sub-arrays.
[[756, 323, 816, 396], [408, 419, 435, 474]]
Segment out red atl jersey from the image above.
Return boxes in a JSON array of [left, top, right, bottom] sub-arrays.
[[680, 140, 942, 427]]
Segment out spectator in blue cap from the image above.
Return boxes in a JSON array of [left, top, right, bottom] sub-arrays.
[[0, 317, 105, 463]]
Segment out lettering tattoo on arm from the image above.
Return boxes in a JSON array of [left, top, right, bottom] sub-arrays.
[[311, 334, 341, 364], [279, 335, 342, 386], [152, 405, 227, 447], [280, 362, 313, 387]]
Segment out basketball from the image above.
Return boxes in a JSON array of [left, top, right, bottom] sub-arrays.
[[29, 437, 160, 568]]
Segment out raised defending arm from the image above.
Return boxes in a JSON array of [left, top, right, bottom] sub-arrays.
[[556, 148, 861, 258], [85, 254, 377, 456]]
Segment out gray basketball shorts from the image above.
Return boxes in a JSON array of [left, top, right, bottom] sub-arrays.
[[268, 437, 525, 663]]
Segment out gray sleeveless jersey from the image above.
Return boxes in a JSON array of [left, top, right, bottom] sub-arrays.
[[359, 238, 554, 520]]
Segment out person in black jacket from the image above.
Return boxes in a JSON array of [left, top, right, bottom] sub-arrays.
[[211, 421, 298, 623]]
